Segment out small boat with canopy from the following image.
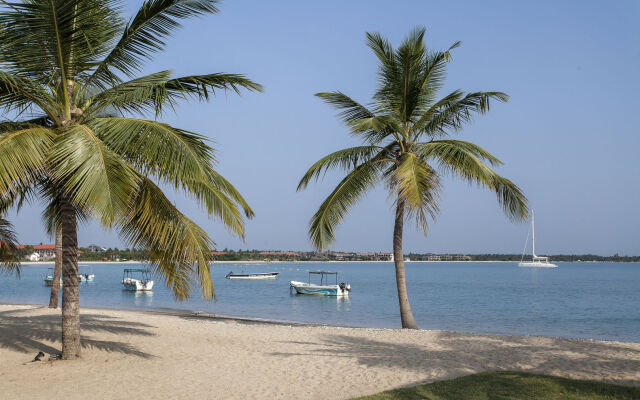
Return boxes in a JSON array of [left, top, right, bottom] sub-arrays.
[[290, 271, 351, 296], [43, 268, 62, 287], [78, 265, 95, 282], [122, 268, 154, 291]]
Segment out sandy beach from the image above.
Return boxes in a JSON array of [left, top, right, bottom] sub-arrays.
[[1, 304, 639, 400]]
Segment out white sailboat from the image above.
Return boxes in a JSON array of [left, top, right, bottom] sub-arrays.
[[518, 210, 557, 268]]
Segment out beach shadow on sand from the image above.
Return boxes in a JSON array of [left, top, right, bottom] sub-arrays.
[[272, 331, 640, 387], [0, 307, 155, 358]]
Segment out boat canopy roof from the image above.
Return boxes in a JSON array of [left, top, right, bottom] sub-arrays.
[[308, 271, 340, 285], [123, 268, 150, 273]]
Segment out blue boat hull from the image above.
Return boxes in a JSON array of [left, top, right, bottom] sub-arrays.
[[290, 281, 349, 296], [294, 287, 339, 296]]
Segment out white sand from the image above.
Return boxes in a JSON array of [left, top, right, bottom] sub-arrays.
[[1, 304, 639, 399]]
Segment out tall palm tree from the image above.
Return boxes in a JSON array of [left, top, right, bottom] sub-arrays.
[[298, 28, 527, 329], [0, 0, 261, 358]]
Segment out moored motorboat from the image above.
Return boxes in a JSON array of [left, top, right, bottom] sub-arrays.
[[78, 273, 95, 282], [225, 272, 279, 279], [43, 268, 62, 287], [290, 271, 351, 296], [122, 268, 154, 291], [78, 266, 95, 282]]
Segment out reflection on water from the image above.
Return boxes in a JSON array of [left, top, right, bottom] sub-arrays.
[[121, 290, 154, 307], [290, 291, 351, 312]]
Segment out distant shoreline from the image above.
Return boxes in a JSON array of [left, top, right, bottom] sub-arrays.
[[17, 259, 638, 266]]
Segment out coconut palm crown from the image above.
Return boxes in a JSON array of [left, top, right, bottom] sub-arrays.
[[298, 28, 527, 329], [0, 0, 261, 357]]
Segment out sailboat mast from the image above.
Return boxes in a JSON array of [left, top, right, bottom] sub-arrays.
[[532, 210, 536, 257]]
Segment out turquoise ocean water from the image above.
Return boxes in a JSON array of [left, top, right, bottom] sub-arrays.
[[1, 262, 639, 342]]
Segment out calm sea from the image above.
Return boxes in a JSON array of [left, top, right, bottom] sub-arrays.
[[1, 262, 639, 342]]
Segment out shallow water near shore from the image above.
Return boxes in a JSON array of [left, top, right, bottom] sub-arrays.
[[1, 261, 639, 342]]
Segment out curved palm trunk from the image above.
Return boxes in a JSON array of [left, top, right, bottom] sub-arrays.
[[393, 200, 418, 329], [60, 196, 81, 358], [48, 223, 62, 308]]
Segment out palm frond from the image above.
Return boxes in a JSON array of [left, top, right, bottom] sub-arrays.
[[416, 141, 526, 220], [40, 186, 90, 236], [308, 159, 383, 250], [49, 124, 141, 227], [418, 91, 509, 137], [0, 217, 20, 277], [86, 72, 262, 117], [297, 145, 388, 190], [90, 117, 251, 237], [0, 0, 122, 87], [416, 139, 503, 168], [0, 126, 53, 194], [315, 91, 375, 124], [389, 152, 440, 232], [347, 114, 402, 144], [88, 0, 220, 86], [119, 176, 215, 300], [420, 41, 460, 94], [207, 170, 254, 219], [0, 71, 58, 118], [365, 31, 395, 72], [491, 175, 528, 221]]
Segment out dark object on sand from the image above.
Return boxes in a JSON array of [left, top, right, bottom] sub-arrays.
[[48, 353, 62, 361], [32, 351, 45, 362]]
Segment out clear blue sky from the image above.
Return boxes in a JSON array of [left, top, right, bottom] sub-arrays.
[[8, 0, 640, 255]]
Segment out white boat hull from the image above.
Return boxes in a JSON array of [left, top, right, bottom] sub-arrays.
[[78, 274, 95, 282], [290, 281, 350, 296], [226, 272, 279, 279], [122, 278, 154, 291], [518, 261, 558, 268]]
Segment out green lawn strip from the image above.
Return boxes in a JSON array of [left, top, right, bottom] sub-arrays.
[[353, 371, 640, 400]]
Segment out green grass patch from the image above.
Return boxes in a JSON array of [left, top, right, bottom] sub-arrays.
[[354, 371, 640, 400]]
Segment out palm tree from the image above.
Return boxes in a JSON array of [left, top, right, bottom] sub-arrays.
[[298, 28, 527, 329], [0, 0, 261, 358]]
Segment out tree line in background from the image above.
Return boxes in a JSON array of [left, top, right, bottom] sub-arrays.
[[210, 250, 639, 263], [16, 246, 637, 262]]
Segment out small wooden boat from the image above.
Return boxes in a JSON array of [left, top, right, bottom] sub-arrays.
[[122, 268, 154, 291], [43, 268, 62, 287], [225, 271, 279, 279], [290, 271, 351, 296]]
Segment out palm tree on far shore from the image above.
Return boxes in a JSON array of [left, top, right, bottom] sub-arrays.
[[298, 27, 527, 329], [0, 0, 261, 358]]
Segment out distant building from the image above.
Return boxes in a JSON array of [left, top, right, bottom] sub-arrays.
[[29, 253, 40, 261], [425, 253, 469, 261], [18, 244, 55, 259], [18, 244, 83, 260], [88, 244, 107, 253]]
